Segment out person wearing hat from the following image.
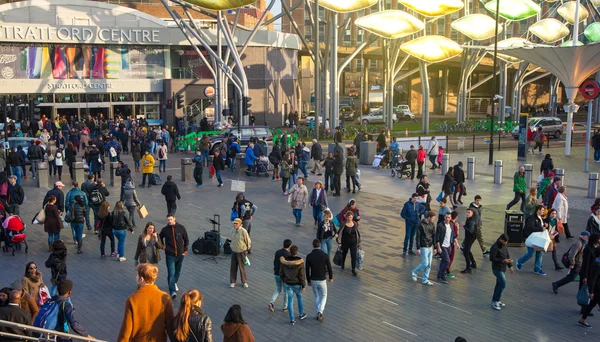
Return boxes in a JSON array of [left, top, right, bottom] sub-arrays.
[[7, 174, 24, 213], [552, 231, 591, 294], [229, 218, 251, 288], [43, 181, 66, 213]]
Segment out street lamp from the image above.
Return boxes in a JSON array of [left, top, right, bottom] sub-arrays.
[[488, 0, 501, 165]]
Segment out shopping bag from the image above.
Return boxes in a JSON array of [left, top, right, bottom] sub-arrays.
[[525, 231, 551, 252], [578, 285, 590, 306], [244, 255, 251, 266], [333, 247, 343, 266], [356, 169, 361, 180], [137, 205, 148, 219], [38, 285, 51, 307], [436, 191, 444, 202], [230, 208, 239, 222], [357, 247, 365, 270], [557, 219, 565, 235], [32, 207, 46, 224], [417, 194, 428, 204]]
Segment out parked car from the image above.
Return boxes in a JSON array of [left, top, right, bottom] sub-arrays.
[[209, 126, 272, 153], [511, 117, 563, 139], [360, 109, 398, 125], [340, 106, 356, 121], [348, 90, 359, 97], [0, 137, 46, 163], [305, 111, 323, 125], [394, 105, 415, 119]]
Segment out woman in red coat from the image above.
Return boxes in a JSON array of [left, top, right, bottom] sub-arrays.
[[44, 195, 62, 252], [417, 145, 426, 179]]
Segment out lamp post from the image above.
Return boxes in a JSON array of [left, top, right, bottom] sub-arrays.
[[489, 0, 501, 165], [314, 0, 320, 140]]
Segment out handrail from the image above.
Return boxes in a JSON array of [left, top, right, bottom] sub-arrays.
[[0, 320, 106, 342]]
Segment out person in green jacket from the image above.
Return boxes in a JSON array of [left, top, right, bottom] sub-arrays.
[[537, 171, 554, 199], [506, 165, 526, 212], [345, 150, 361, 194]]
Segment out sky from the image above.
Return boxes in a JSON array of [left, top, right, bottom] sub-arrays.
[[271, 1, 282, 30]]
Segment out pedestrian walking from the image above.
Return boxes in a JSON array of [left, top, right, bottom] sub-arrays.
[[586, 207, 600, 235], [306, 239, 333, 323], [289, 177, 309, 226], [161, 175, 181, 216], [469, 195, 489, 256], [441, 167, 457, 208], [447, 211, 460, 278], [531, 127, 545, 154], [506, 165, 526, 212], [98, 201, 115, 259], [411, 211, 436, 285], [317, 209, 338, 257], [544, 176, 562, 210], [122, 179, 142, 229], [280, 153, 291, 195], [88, 178, 109, 234], [552, 231, 590, 294], [453, 162, 465, 205], [332, 150, 343, 197], [401, 193, 426, 257], [115, 161, 132, 199], [43, 195, 62, 250], [404, 145, 417, 180], [461, 208, 478, 274], [345, 150, 361, 193], [48, 280, 93, 339], [578, 245, 600, 328], [243, 142, 257, 176], [428, 137, 439, 170], [193, 150, 204, 187], [416, 175, 432, 211], [309, 180, 328, 226], [140, 151, 155, 187], [134, 222, 163, 265], [489, 234, 514, 310], [540, 153, 554, 177], [524, 188, 540, 221], [553, 185, 574, 239], [112, 201, 133, 262], [157, 141, 168, 172], [132, 143, 142, 172], [229, 218, 251, 288], [323, 152, 335, 193], [516, 205, 547, 275], [159, 215, 189, 299], [70, 195, 87, 254], [436, 212, 457, 284], [279, 245, 307, 325], [172, 289, 213, 342], [416, 145, 426, 179], [213, 150, 225, 187], [310, 139, 323, 176], [545, 209, 564, 270], [337, 211, 361, 276], [117, 264, 174, 342], [579, 233, 600, 315], [44, 240, 67, 296], [221, 305, 255, 342], [27, 140, 43, 180], [269, 239, 291, 313]]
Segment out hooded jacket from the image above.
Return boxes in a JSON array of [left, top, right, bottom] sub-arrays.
[[141, 154, 155, 173], [279, 255, 306, 288], [453, 164, 465, 183], [220, 322, 255, 342], [115, 164, 132, 186], [122, 182, 141, 207], [161, 180, 181, 202]]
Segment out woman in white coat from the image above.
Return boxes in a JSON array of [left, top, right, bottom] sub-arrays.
[[552, 186, 574, 239]]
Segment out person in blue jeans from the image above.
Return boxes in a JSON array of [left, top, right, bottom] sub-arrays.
[[69, 196, 88, 254], [516, 205, 547, 275], [269, 239, 291, 313], [489, 234, 514, 310], [213, 150, 225, 187], [111, 201, 133, 262], [411, 211, 437, 286], [159, 214, 189, 299], [279, 245, 307, 325], [317, 209, 338, 257], [288, 151, 298, 191], [299, 143, 310, 178], [309, 181, 328, 226], [401, 193, 426, 256]]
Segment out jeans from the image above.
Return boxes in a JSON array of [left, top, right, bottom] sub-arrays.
[[269, 275, 288, 309], [312, 206, 323, 224], [289, 173, 297, 191], [312, 280, 328, 314], [324, 171, 334, 191], [413, 247, 433, 282], [595, 149, 600, 162], [134, 160, 140, 169], [403, 222, 417, 253], [10, 166, 22, 185], [202, 150, 209, 164], [71, 223, 84, 243], [292, 208, 303, 223], [216, 169, 223, 185], [438, 246, 451, 280], [299, 161, 308, 178], [166, 255, 185, 295], [321, 237, 333, 256], [47, 232, 60, 245], [49, 160, 56, 175], [100, 230, 115, 256], [492, 269, 507, 302], [31, 160, 39, 179], [112, 229, 127, 257], [286, 284, 305, 322], [194, 167, 203, 185], [91, 206, 99, 232], [506, 192, 525, 212], [517, 247, 544, 272], [159, 160, 166, 172], [126, 205, 137, 228], [429, 155, 437, 168]]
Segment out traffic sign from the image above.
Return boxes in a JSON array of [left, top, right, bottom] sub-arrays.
[[580, 80, 600, 100]]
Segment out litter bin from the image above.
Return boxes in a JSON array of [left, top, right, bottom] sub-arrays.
[[505, 210, 525, 247], [457, 137, 465, 150]]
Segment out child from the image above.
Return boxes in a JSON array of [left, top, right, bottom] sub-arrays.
[[468, 195, 489, 256], [438, 198, 452, 225], [44, 240, 67, 296], [437, 146, 444, 168], [193, 150, 204, 187]]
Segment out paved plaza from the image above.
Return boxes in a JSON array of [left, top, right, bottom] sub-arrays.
[[2, 145, 600, 341]]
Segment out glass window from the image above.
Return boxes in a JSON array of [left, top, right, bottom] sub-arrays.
[[137, 104, 159, 120], [112, 93, 133, 102], [84, 94, 109, 102], [55, 94, 80, 103], [30, 94, 53, 104], [145, 93, 159, 102]]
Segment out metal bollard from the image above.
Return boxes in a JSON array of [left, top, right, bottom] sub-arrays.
[[589, 173, 599, 198], [441, 154, 450, 176], [181, 158, 193, 182], [467, 157, 475, 180], [109, 162, 119, 187], [524, 164, 533, 190], [494, 160, 503, 184], [73, 162, 85, 184], [555, 168, 565, 185], [236, 153, 246, 177], [37, 162, 49, 188]]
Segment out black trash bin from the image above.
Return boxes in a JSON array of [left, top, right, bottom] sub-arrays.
[[505, 210, 525, 247]]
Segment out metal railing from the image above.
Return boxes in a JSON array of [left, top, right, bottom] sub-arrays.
[[0, 320, 106, 342]]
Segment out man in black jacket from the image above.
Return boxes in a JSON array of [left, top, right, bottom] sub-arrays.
[[306, 239, 333, 323], [453, 162, 466, 204], [436, 213, 457, 284], [159, 215, 189, 299], [269, 239, 291, 313], [489, 234, 514, 311], [279, 245, 307, 325], [515, 205, 546, 275], [43, 181, 65, 212], [115, 161, 132, 199], [332, 150, 344, 197], [310, 139, 323, 176], [0, 290, 33, 336], [161, 175, 181, 216], [405, 145, 417, 180], [213, 150, 225, 187], [461, 208, 478, 274], [412, 211, 436, 285], [7, 175, 24, 213], [27, 140, 44, 180]]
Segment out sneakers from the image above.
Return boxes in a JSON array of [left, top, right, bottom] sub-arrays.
[[119, 257, 126, 262], [516, 262, 522, 271], [437, 277, 448, 284], [111, 252, 117, 257], [171, 293, 177, 300], [242, 283, 249, 288], [299, 313, 307, 320], [552, 283, 558, 294], [422, 280, 434, 286], [491, 301, 501, 311], [535, 269, 547, 276], [411, 272, 417, 282], [229, 283, 235, 288], [317, 312, 324, 323], [218, 184, 224, 187], [460, 268, 472, 274], [82, 234, 86, 239], [482, 250, 490, 256], [268, 303, 274, 312], [578, 321, 592, 328], [497, 302, 506, 307], [290, 320, 296, 326], [447, 273, 455, 279], [408, 250, 416, 256], [283, 308, 288, 312], [175, 283, 179, 292]]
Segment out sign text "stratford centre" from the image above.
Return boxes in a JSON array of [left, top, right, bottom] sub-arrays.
[[0, 25, 161, 44]]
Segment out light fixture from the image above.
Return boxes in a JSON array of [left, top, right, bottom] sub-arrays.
[[451, 14, 503, 41], [400, 35, 463, 63], [484, 0, 540, 21], [584, 22, 600, 43], [309, 0, 378, 13], [560, 40, 584, 47], [557, 1, 589, 25], [591, 0, 600, 7], [398, 0, 464, 17], [355, 10, 424, 39], [181, 0, 256, 10], [529, 18, 570, 43], [492, 37, 529, 62]]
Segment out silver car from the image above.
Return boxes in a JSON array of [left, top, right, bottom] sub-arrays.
[[511, 117, 564, 139], [360, 109, 397, 124]]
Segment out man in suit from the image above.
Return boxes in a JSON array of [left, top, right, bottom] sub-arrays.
[[0, 290, 34, 339], [305, 239, 333, 323]]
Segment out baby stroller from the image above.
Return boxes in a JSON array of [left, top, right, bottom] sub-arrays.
[[377, 150, 393, 169], [254, 156, 270, 177], [1, 215, 27, 256], [391, 154, 411, 178]]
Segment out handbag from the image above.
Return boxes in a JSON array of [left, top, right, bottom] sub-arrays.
[[137, 205, 148, 219], [357, 247, 365, 270], [64, 204, 74, 223], [38, 285, 51, 307], [230, 208, 239, 222], [436, 191, 443, 202], [525, 231, 552, 252], [578, 285, 590, 306], [244, 255, 251, 266], [417, 194, 428, 204], [333, 246, 343, 266], [557, 219, 565, 234], [32, 206, 46, 224]]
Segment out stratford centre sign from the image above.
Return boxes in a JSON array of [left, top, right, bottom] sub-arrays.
[[0, 24, 168, 45]]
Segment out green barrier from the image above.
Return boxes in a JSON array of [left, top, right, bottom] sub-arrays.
[[273, 130, 298, 147]]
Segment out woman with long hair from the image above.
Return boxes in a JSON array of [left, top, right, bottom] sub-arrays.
[[45, 240, 67, 296], [441, 167, 457, 209], [134, 222, 163, 265], [70, 195, 87, 254], [337, 210, 361, 276], [545, 208, 564, 270], [221, 305, 255, 342], [43, 195, 62, 251], [172, 290, 213, 342], [122, 179, 142, 228], [345, 150, 361, 193], [21, 261, 44, 306], [65, 141, 77, 180], [112, 201, 133, 262], [524, 187, 540, 220], [46, 140, 57, 177], [317, 209, 337, 257], [98, 201, 115, 259]]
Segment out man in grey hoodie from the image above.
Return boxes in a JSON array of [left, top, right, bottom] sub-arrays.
[[411, 211, 437, 285]]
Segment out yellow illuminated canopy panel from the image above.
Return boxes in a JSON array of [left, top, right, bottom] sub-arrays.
[[398, 0, 464, 17], [309, 0, 378, 13], [484, 0, 541, 21], [355, 10, 424, 39], [181, 0, 256, 10], [451, 14, 503, 41], [557, 1, 589, 25], [493, 37, 530, 62], [529, 18, 570, 43], [400, 35, 463, 63]]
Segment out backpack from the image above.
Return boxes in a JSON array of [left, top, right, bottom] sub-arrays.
[[89, 188, 105, 206], [192, 238, 206, 254], [159, 148, 165, 159], [33, 299, 69, 332], [223, 239, 232, 254], [151, 173, 162, 185]]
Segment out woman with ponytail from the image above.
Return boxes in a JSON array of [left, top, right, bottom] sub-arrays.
[[172, 289, 213, 342]]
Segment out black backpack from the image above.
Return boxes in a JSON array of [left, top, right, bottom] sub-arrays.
[[89, 188, 104, 206], [192, 238, 205, 254], [223, 239, 232, 254]]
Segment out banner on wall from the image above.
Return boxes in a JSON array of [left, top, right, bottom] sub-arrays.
[[0, 45, 164, 80]]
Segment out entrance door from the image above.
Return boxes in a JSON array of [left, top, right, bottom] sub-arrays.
[[89, 108, 109, 121], [57, 108, 79, 123], [113, 105, 133, 120]]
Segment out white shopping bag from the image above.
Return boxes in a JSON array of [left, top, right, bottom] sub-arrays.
[[231, 180, 246, 192], [525, 231, 551, 252]]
